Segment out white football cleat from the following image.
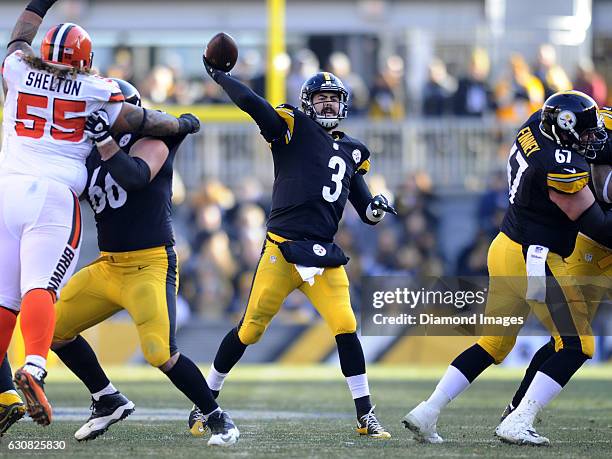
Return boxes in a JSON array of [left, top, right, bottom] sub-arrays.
[[206, 410, 239, 447], [495, 406, 549, 446], [402, 401, 444, 444]]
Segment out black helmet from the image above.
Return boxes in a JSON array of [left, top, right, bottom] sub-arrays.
[[300, 72, 349, 129], [540, 90, 607, 159], [109, 78, 141, 107]]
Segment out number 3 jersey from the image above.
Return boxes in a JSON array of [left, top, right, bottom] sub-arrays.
[[266, 104, 371, 242], [501, 110, 591, 257], [0, 50, 124, 195], [84, 132, 186, 252]]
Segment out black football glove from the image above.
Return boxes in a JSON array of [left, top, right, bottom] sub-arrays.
[[85, 110, 112, 145], [177, 113, 201, 135], [203, 56, 229, 83], [371, 194, 398, 217]]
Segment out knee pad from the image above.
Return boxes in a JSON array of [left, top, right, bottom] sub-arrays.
[[237, 321, 265, 345], [140, 334, 170, 367], [476, 335, 517, 364]]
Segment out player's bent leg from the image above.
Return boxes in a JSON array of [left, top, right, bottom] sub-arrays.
[[208, 239, 297, 402], [495, 255, 593, 446], [0, 357, 25, 436]]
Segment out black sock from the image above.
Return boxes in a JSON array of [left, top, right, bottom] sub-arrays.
[[164, 353, 218, 415], [511, 339, 556, 408], [539, 348, 588, 387], [354, 395, 372, 418], [213, 328, 247, 374], [335, 333, 372, 417], [53, 335, 110, 394], [0, 356, 15, 392], [450, 344, 495, 383]]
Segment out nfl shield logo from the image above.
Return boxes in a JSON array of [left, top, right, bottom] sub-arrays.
[[352, 149, 361, 163]]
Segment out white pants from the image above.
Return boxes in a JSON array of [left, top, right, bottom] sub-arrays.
[[0, 174, 82, 311]]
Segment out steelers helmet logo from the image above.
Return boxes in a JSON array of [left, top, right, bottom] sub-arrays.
[[312, 244, 327, 257], [352, 149, 361, 163], [557, 110, 577, 131], [119, 134, 132, 147]]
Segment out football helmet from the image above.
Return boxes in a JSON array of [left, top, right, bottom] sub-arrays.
[[40, 23, 93, 70], [300, 72, 349, 129], [540, 90, 607, 159], [109, 78, 141, 106]]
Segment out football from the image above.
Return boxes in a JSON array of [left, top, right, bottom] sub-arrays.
[[204, 32, 238, 72]]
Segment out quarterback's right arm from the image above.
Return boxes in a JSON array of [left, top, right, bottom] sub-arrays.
[[6, 1, 57, 57], [204, 59, 287, 143]]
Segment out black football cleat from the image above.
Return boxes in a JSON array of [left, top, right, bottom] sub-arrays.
[[74, 392, 135, 441], [0, 391, 26, 436]]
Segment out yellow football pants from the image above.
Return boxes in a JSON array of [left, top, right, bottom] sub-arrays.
[[477, 232, 594, 363], [566, 232, 611, 297], [54, 245, 179, 367], [237, 233, 356, 345]]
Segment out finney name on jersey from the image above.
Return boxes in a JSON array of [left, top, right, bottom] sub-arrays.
[[25, 71, 82, 97]]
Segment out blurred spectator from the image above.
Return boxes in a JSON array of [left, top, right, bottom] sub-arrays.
[[328, 51, 370, 116], [141, 65, 178, 104], [422, 57, 457, 116], [456, 230, 490, 276], [477, 169, 508, 234], [286, 49, 320, 107], [453, 48, 495, 117], [494, 53, 544, 123], [105, 47, 135, 84], [369, 55, 406, 119], [534, 44, 572, 98], [574, 59, 608, 107]]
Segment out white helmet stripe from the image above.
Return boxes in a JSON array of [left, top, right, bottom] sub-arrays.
[[52, 23, 72, 62]]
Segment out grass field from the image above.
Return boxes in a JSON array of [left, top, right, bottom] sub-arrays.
[[1, 365, 611, 458]]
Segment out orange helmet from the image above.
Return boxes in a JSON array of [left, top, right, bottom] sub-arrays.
[[40, 23, 93, 70]]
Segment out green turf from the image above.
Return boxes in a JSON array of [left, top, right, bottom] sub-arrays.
[[2, 365, 611, 458]]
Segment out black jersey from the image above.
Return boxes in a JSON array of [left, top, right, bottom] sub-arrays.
[[266, 105, 371, 242], [84, 132, 186, 252], [501, 111, 591, 257]]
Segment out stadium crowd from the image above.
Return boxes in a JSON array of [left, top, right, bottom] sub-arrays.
[[103, 44, 608, 120]]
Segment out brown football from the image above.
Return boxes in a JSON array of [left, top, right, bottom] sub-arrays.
[[204, 32, 238, 72]]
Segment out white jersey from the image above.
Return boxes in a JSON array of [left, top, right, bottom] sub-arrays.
[[0, 51, 124, 195]]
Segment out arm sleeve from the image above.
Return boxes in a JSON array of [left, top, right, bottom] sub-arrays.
[[546, 158, 590, 195], [349, 174, 378, 225], [214, 72, 287, 143], [103, 149, 151, 191], [576, 202, 612, 248]]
